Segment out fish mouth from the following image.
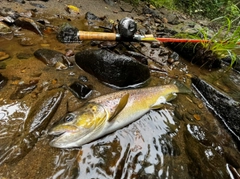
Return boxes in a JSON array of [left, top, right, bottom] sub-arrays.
[[48, 130, 65, 136], [49, 131, 78, 148], [48, 127, 85, 148]]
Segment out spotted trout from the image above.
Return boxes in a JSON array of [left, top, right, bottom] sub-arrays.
[[49, 82, 189, 148]]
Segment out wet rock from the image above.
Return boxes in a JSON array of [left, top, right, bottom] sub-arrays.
[[0, 22, 12, 35], [0, 73, 8, 89], [0, 16, 15, 23], [15, 17, 44, 36], [10, 81, 38, 100], [167, 43, 221, 69], [0, 7, 19, 19], [69, 81, 92, 99], [168, 51, 179, 64], [75, 49, 150, 88], [34, 48, 65, 66], [222, 56, 240, 72], [192, 77, 240, 142], [0, 51, 10, 61], [85, 12, 101, 21]]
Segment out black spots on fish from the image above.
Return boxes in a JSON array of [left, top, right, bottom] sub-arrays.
[[88, 104, 98, 113]]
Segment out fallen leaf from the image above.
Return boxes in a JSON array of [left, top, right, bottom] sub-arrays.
[[65, 4, 80, 14]]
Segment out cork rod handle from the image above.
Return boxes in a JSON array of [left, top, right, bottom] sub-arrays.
[[78, 31, 117, 41]]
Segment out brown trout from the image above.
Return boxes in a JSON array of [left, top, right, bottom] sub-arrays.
[[49, 82, 189, 148]]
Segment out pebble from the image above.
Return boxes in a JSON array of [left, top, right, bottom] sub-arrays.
[[0, 22, 12, 35], [19, 37, 34, 46], [0, 51, 10, 61], [55, 61, 68, 70], [150, 41, 161, 48], [16, 53, 32, 59]]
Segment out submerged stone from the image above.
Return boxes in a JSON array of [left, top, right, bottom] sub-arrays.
[[69, 81, 92, 99], [10, 81, 38, 100], [192, 77, 240, 142], [0, 51, 10, 61], [34, 48, 64, 66], [0, 7, 19, 19], [75, 49, 150, 88], [15, 17, 44, 36], [0, 22, 12, 35]]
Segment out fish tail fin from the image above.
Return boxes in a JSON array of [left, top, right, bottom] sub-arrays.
[[172, 80, 191, 94]]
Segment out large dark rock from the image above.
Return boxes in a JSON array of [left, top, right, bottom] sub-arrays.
[[75, 49, 150, 88], [167, 43, 222, 69], [192, 77, 240, 142]]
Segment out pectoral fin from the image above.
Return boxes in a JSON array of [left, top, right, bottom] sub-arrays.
[[108, 93, 129, 122], [150, 93, 177, 109]]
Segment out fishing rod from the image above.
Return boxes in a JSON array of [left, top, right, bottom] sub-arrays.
[[57, 17, 240, 45]]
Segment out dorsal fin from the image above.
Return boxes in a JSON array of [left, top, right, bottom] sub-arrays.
[[108, 93, 129, 122]]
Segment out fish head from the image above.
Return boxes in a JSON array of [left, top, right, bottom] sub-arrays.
[[49, 102, 108, 148]]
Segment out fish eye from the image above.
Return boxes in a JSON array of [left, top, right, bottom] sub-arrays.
[[64, 114, 74, 122]]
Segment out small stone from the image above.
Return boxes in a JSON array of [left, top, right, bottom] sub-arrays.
[[19, 37, 34, 46], [78, 76, 88, 82], [150, 41, 161, 48], [193, 114, 201, 121], [15, 17, 43, 36], [16, 53, 32, 59], [69, 81, 93, 99], [34, 48, 65, 66], [0, 51, 10, 61], [0, 22, 12, 35], [198, 103, 204, 109]]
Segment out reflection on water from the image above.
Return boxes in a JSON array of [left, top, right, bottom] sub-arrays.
[[76, 109, 181, 179], [0, 101, 28, 140]]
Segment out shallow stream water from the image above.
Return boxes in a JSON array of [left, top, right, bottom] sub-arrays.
[[0, 13, 240, 179]]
